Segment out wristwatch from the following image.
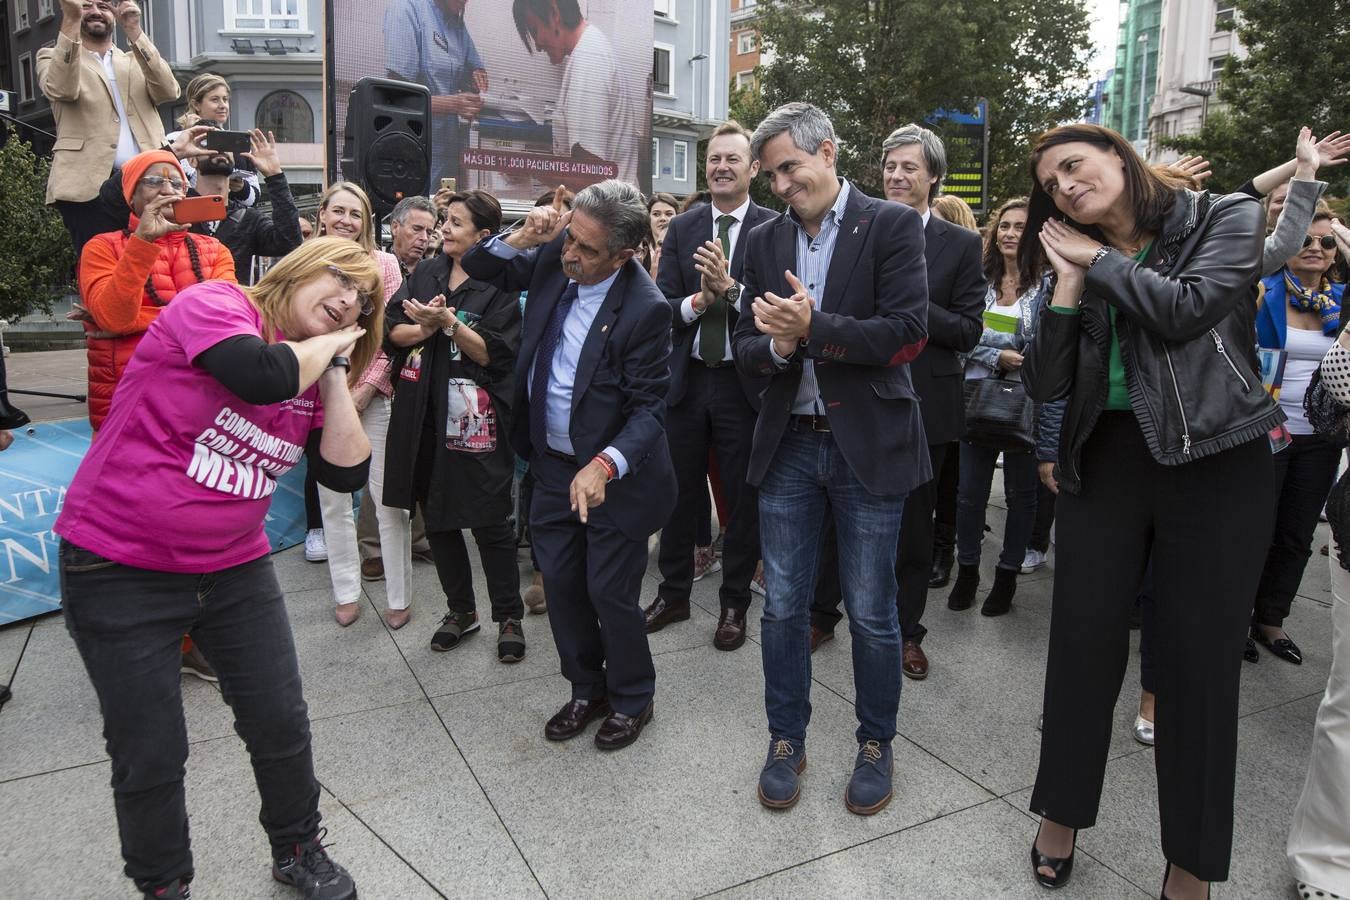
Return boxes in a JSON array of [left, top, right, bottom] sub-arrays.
[[724, 284, 742, 304], [1088, 246, 1112, 269], [328, 356, 350, 371], [442, 317, 461, 338]]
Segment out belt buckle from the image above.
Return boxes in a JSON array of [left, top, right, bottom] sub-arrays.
[[809, 414, 829, 432]]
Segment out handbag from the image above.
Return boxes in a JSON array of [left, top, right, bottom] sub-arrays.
[[963, 374, 1035, 452]]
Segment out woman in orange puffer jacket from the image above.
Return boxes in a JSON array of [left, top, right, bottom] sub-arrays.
[[78, 150, 235, 431]]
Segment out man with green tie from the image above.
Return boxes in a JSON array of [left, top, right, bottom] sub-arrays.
[[641, 121, 775, 651]]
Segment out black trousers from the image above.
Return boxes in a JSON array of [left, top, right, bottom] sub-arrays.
[[61, 542, 321, 893], [931, 440, 959, 556], [1028, 479, 1057, 554], [530, 450, 655, 716], [414, 428, 522, 622], [811, 441, 945, 643], [1030, 413, 1273, 882], [1253, 432, 1342, 627], [57, 195, 125, 264], [656, 365, 759, 611]]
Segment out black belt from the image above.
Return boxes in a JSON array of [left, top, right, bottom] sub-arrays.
[[788, 414, 831, 432], [693, 358, 732, 370], [543, 447, 578, 464]]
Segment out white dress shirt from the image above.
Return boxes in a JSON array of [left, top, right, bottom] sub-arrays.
[[95, 49, 140, 168]]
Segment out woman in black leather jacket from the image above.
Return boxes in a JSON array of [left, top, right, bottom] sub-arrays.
[[1019, 124, 1282, 900]]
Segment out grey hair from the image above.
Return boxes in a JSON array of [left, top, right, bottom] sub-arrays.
[[388, 195, 438, 225], [571, 180, 649, 255], [749, 102, 837, 162], [880, 124, 947, 204]]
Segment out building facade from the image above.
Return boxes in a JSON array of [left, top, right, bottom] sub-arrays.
[[1101, 0, 1160, 153], [651, 0, 729, 198], [729, 0, 760, 93], [1147, 0, 1243, 162]]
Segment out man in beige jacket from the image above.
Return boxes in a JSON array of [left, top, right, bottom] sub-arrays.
[[38, 0, 179, 258]]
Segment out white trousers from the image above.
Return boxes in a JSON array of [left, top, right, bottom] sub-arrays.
[[1287, 540, 1350, 896], [317, 395, 413, 610]]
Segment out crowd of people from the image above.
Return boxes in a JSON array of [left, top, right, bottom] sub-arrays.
[[22, 3, 1350, 900]]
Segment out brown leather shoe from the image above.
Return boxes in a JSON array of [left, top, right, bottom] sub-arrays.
[[714, 608, 747, 651], [594, 700, 654, 750], [544, 697, 612, 741], [642, 596, 690, 633], [902, 639, 929, 680], [360, 557, 384, 581], [810, 625, 834, 653]]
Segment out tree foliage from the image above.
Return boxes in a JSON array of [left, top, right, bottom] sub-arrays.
[[0, 135, 73, 321], [736, 0, 1092, 214], [1162, 0, 1350, 194]]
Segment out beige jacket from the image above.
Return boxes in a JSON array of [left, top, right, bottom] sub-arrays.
[[37, 31, 179, 204]]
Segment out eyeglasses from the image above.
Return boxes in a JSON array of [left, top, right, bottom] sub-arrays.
[[1303, 234, 1337, 251], [138, 175, 184, 191], [326, 266, 375, 317]]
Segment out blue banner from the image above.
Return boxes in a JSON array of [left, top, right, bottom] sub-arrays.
[[0, 418, 312, 626]]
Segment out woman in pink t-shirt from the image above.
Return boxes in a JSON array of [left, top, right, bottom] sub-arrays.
[[54, 237, 381, 900]]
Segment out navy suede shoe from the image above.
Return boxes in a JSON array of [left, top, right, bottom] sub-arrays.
[[757, 737, 806, 809], [845, 739, 893, 815]]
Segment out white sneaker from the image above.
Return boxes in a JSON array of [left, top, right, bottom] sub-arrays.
[[1020, 548, 1046, 574], [304, 528, 328, 562]]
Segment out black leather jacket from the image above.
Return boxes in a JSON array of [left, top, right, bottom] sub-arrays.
[[1024, 188, 1285, 495]]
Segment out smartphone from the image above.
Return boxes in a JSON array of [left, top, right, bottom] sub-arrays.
[[440, 177, 456, 192], [170, 195, 227, 225], [201, 129, 253, 154]]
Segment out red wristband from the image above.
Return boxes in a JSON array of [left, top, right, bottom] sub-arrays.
[[593, 452, 618, 481]]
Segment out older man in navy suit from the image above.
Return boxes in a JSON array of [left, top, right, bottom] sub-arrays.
[[734, 103, 929, 815], [461, 181, 675, 750], [642, 120, 775, 651]]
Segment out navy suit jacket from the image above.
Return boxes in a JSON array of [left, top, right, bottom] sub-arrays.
[[461, 235, 677, 540], [910, 215, 986, 445], [656, 199, 776, 408], [732, 183, 932, 497]]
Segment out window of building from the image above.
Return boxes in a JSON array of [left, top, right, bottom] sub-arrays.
[[673, 140, 688, 182], [255, 90, 314, 143], [18, 53, 34, 102], [1209, 56, 1228, 79], [37, 0, 54, 21], [225, 0, 306, 32], [12, 0, 29, 32], [735, 70, 755, 91], [652, 0, 673, 16], [653, 44, 673, 95], [652, 138, 660, 175], [737, 31, 756, 55], [1214, 1, 1235, 28]]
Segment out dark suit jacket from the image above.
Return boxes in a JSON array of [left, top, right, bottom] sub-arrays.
[[732, 183, 931, 497], [461, 236, 677, 540], [656, 200, 776, 408], [910, 215, 987, 445]]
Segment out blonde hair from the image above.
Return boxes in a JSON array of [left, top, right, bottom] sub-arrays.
[[246, 237, 383, 378], [932, 195, 978, 231], [317, 181, 377, 254], [178, 73, 230, 128]]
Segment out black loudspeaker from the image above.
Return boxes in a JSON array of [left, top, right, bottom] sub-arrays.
[[340, 77, 430, 218]]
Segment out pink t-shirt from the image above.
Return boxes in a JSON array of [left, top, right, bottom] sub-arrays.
[[56, 281, 323, 573]]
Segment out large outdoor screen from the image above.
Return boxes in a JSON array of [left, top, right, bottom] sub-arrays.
[[328, 0, 654, 205]]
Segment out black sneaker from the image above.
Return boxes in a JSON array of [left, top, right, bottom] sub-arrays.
[[498, 619, 526, 663], [430, 610, 480, 652], [272, 829, 356, 900], [143, 880, 190, 899]]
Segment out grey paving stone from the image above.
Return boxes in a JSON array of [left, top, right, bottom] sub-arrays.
[[433, 643, 992, 899], [1239, 597, 1335, 718], [712, 797, 1149, 899], [1006, 705, 1313, 900], [0, 621, 32, 683]]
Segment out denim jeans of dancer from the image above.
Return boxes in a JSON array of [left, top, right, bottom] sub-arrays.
[[60, 541, 322, 893], [758, 427, 906, 743], [956, 441, 1038, 571]]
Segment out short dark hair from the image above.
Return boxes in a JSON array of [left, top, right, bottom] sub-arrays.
[[512, 0, 583, 53], [1018, 123, 1182, 288], [709, 120, 753, 148], [445, 190, 502, 235]]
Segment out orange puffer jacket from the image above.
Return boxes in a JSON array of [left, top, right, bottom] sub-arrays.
[[78, 222, 235, 430]]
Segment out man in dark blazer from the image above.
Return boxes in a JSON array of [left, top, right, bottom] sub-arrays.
[[642, 120, 775, 651], [734, 103, 929, 816], [809, 125, 986, 680], [461, 180, 676, 751]]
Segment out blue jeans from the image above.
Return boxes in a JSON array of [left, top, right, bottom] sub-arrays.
[[758, 427, 906, 743], [956, 441, 1038, 571]]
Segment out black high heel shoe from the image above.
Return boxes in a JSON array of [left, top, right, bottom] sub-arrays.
[[1031, 822, 1077, 889], [1160, 861, 1210, 899]]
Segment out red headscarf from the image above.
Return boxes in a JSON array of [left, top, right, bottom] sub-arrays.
[[120, 150, 185, 206]]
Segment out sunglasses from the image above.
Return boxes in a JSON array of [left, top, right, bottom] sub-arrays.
[[139, 175, 184, 191], [1303, 234, 1337, 251], [326, 266, 375, 317]]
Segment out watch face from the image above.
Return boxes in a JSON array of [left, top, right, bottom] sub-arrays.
[[725, 285, 741, 302]]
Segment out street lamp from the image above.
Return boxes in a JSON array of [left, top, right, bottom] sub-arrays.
[[1136, 31, 1150, 154], [1179, 83, 1213, 129]]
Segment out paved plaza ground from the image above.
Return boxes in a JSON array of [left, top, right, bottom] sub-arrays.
[[0, 350, 1334, 898]]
